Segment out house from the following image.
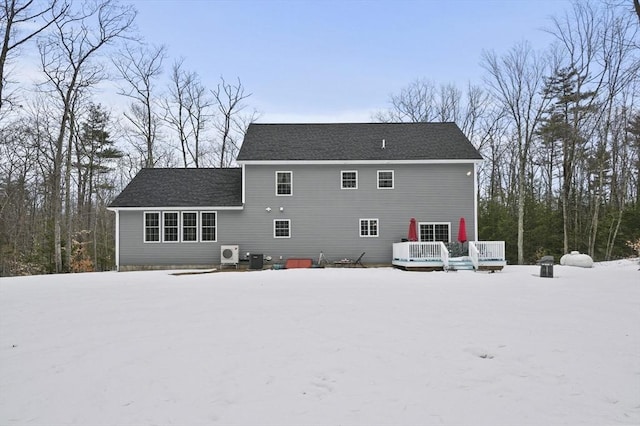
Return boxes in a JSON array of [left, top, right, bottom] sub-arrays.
[[108, 122, 487, 271]]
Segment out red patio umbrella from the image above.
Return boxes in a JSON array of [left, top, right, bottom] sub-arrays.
[[408, 218, 418, 242], [458, 217, 468, 244]]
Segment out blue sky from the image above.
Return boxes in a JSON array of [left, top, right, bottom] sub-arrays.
[[131, 0, 572, 122]]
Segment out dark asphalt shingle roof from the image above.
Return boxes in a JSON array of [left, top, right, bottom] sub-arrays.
[[109, 168, 243, 208], [236, 122, 482, 162]]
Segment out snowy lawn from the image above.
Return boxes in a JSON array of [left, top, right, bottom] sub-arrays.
[[1, 261, 639, 426]]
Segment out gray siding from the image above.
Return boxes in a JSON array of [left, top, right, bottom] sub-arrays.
[[117, 163, 476, 268], [235, 163, 475, 264]]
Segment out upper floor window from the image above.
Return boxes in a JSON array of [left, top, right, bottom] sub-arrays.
[[377, 170, 394, 189], [419, 222, 450, 243], [341, 171, 358, 189], [360, 218, 379, 237], [276, 171, 292, 196], [274, 219, 291, 238], [201, 212, 217, 242], [163, 212, 179, 242], [182, 212, 198, 242], [144, 212, 160, 242]]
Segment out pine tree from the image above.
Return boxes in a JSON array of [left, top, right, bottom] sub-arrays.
[[538, 66, 597, 254]]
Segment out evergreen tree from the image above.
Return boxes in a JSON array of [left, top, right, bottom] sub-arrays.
[[538, 66, 597, 254]]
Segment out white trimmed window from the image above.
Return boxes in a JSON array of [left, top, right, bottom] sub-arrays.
[[341, 170, 358, 189], [276, 171, 292, 196], [163, 212, 179, 242], [274, 219, 291, 238], [182, 212, 198, 242], [377, 170, 394, 189], [201, 212, 217, 242], [419, 222, 450, 243], [360, 218, 379, 237], [144, 212, 160, 242]]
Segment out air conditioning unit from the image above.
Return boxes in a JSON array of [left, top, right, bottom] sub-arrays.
[[220, 245, 239, 267]]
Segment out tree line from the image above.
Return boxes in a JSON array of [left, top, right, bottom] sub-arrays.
[[1, 0, 639, 275]]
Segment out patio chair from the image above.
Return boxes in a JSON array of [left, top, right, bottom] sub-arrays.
[[353, 252, 366, 268]]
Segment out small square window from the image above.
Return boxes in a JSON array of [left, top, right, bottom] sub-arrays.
[[274, 219, 291, 238], [341, 171, 358, 189], [360, 219, 379, 237], [377, 170, 394, 189]]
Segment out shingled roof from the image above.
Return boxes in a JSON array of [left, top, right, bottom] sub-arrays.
[[109, 168, 243, 208], [236, 122, 482, 162]]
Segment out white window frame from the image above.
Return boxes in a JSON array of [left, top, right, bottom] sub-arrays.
[[359, 218, 379, 237], [162, 211, 179, 243], [274, 219, 291, 238], [377, 170, 394, 189], [181, 211, 198, 242], [418, 222, 451, 243], [143, 211, 161, 243], [341, 170, 358, 189], [200, 211, 217, 242], [275, 171, 293, 196]]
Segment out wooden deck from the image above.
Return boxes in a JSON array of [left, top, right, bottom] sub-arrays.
[[392, 241, 506, 271]]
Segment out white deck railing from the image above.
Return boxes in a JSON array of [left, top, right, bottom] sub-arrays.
[[393, 241, 450, 265], [394, 240, 505, 269], [472, 241, 505, 261]]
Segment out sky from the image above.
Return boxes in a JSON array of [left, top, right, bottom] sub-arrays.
[[128, 0, 573, 123]]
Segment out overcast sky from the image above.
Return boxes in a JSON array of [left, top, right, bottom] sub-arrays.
[[127, 0, 572, 123]]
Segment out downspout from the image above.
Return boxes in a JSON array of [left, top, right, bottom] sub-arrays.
[[473, 162, 479, 242], [241, 163, 246, 205], [114, 209, 120, 272]]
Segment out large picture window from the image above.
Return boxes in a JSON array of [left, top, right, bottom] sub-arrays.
[[274, 219, 291, 238], [377, 170, 394, 189], [276, 171, 292, 196], [163, 212, 179, 242], [182, 212, 198, 242], [201, 212, 217, 242], [341, 171, 358, 189], [144, 212, 160, 242], [419, 223, 450, 243], [360, 218, 379, 237]]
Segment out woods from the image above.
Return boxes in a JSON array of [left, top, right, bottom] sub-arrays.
[[1, 0, 639, 275]]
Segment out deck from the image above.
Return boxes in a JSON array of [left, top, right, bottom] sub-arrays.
[[392, 241, 506, 271]]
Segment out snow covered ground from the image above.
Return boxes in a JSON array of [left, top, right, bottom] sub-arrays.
[[1, 260, 639, 426]]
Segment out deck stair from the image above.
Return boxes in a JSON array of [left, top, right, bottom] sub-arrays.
[[447, 256, 475, 271]]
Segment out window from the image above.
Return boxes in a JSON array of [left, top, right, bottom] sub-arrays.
[[201, 212, 217, 242], [341, 171, 358, 189], [182, 212, 198, 242], [144, 212, 160, 242], [419, 223, 450, 243], [276, 171, 292, 196], [360, 219, 379, 237], [163, 212, 179, 242], [274, 219, 291, 238], [377, 170, 394, 189]]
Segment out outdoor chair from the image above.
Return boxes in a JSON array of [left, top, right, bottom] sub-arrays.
[[353, 252, 366, 268]]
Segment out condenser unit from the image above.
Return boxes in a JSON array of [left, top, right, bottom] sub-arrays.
[[220, 245, 239, 268]]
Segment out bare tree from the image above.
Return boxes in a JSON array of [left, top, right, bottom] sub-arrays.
[[211, 76, 254, 168], [113, 43, 166, 168], [481, 42, 551, 264], [38, 0, 135, 272], [162, 59, 212, 167], [0, 0, 69, 113]]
